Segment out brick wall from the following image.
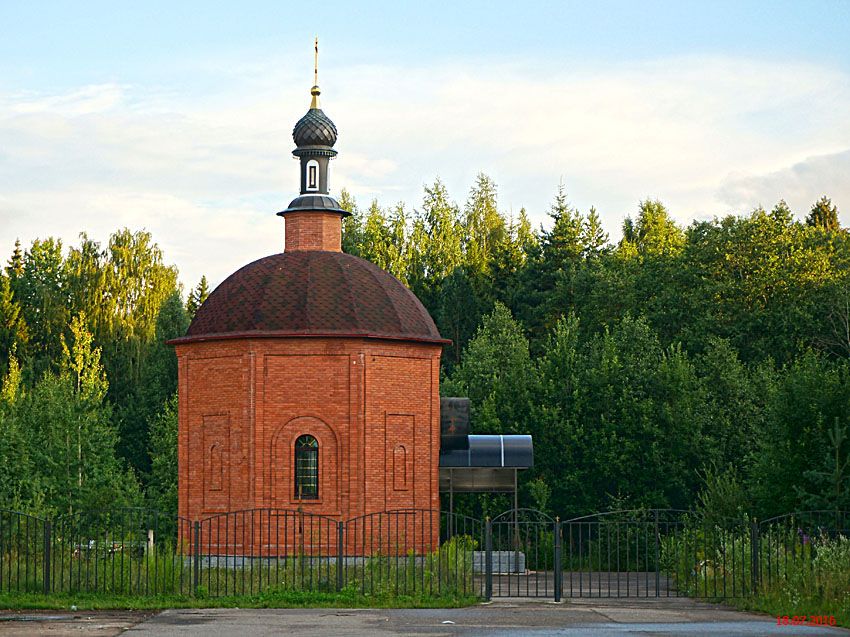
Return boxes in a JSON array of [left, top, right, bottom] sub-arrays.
[[176, 336, 442, 550], [282, 212, 342, 251]]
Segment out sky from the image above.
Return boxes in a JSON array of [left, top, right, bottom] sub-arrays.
[[1, 0, 849, 289]]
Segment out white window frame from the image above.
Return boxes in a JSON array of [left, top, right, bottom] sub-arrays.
[[306, 160, 319, 191]]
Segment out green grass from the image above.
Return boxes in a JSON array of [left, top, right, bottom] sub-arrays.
[[0, 590, 480, 610], [732, 532, 850, 628], [661, 525, 850, 628], [732, 596, 848, 628]]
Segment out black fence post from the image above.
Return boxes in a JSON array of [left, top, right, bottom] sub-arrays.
[[43, 520, 51, 595], [193, 521, 200, 596], [654, 510, 660, 597], [485, 517, 493, 601], [337, 520, 344, 592], [554, 518, 562, 603], [750, 518, 759, 595]]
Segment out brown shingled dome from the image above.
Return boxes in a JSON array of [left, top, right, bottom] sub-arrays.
[[176, 251, 446, 344]]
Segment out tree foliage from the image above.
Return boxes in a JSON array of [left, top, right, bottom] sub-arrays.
[[1, 314, 139, 515], [340, 179, 847, 517], [147, 393, 179, 517], [186, 276, 210, 319], [1, 177, 846, 519]]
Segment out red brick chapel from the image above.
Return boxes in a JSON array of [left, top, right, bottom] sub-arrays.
[[169, 69, 449, 528]]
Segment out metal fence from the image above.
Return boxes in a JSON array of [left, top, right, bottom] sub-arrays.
[[757, 510, 849, 595], [0, 507, 846, 601], [0, 507, 483, 599], [562, 509, 755, 599]]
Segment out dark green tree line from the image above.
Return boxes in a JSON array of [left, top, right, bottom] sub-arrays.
[[1, 176, 846, 520]]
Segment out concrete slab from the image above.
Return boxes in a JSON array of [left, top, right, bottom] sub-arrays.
[[124, 601, 849, 636], [0, 610, 152, 637]]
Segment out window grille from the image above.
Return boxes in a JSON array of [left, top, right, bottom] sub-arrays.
[[295, 434, 319, 499]]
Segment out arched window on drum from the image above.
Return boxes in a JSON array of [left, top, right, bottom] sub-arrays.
[[306, 159, 319, 191], [295, 435, 319, 499]]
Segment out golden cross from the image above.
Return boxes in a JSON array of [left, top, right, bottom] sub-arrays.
[[314, 37, 319, 87]]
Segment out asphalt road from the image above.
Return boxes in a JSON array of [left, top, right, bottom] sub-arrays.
[[2, 600, 848, 636]]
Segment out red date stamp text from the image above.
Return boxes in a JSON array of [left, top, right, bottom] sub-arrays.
[[776, 615, 836, 627]]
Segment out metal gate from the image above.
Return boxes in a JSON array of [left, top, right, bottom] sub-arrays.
[[560, 509, 754, 599], [482, 509, 758, 601], [487, 508, 560, 599]]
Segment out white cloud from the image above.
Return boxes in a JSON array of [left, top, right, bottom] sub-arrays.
[[7, 84, 127, 115], [717, 149, 850, 222], [1, 54, 849, 289]]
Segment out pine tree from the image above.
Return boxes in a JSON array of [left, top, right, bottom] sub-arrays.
[[489, 208, 537, 309], [186, 276, 210, 319], [514, 185, 584, 339], [5, 239, 23, 282], [771, 199, 794, 226], [542, 183, 584, 269], [420, 178, 464, 282], [806, 196, 841, 231], [582, 207, 609, 259], [462, 173, 506, 275]]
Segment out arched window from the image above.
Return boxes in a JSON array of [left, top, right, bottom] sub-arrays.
[[294, 435, 319, 499], [306, 160, 319, 191]]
